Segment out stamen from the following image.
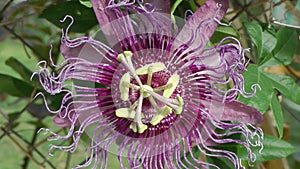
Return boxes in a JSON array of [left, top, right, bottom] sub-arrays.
[[129, 122, 147, 134], [122, 81, 140, 90], [118, 51, 143, 86], [115, 108, 136, 119], [136, 63, 166, 75], [146, 89, 183, 112], [147, 66, 153, 86], [150, 106, 172, 126], [130, 93, 148, 133], [125, 52, 143, 86], [115, 107, 144, 119], [163, 74, 180, 98], [140, 85, 153, 98], [148, 96, 161, 113], [174, 96, 184, 114], [119, 73, 130, 101], [154, 83, 173, 92], [129, 100, 138, 112]]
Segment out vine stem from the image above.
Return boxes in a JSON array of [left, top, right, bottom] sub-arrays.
[[6, 128, 57, 169], [4, 130, 44, 168]]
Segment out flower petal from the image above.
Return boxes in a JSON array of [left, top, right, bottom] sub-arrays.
[[90, 0, 110, 27], [90, 0, 117, 45], [60, 42, 104, 62], [144, 0, 170, 14], [91, 1, 175, 52], [60, 42, 84, 59], [172, 0, 228, 53], [53, 114, 72, 127], [222, 101, 264, 124]]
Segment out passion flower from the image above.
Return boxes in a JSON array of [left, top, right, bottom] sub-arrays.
[[34, 0, 264, 168]]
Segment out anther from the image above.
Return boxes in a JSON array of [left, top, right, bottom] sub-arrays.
[[147, 66, 153, 86], [131, 93, 148, 133], [122, 82, 140, 90], [154, 83, 173, 92], [136, 63, 166, 75], [119, 73, 131, 101], [150, 106, 172, 126], [163, 74, 180, 98], [118, 51, 143, 86], [141, 85, 153, 98]]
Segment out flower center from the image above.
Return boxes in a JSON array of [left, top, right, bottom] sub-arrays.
[[116, 51, 184, 134]]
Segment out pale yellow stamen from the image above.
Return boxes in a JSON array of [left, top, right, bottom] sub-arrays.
[[136, 63, 166, 75], [153, 83, 173, 92], [131, 93, 148, 133], [147, 66, 153, 86], [148, 96, 160, 113], [115, 108, 145, 119], [129, 100, 138, 112], [140, 85, 153, 98], [163, 74, 180, 98], [150, 106, 172, 126], [146, 89, 180, 110], [130, 122, 148, 134], [118, 51, 143, 86], [174, 95, 184, 115], [116, 108, 136, 119], [122, 81, 140, 90], [119, 73, 130, 101]]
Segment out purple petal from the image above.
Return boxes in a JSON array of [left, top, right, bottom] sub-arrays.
[[172, 0, 228, 53], [90, 0, 110, 27], [53, 104, 77, 127], [60, 42, 84, 59], [53, 115, 72, 127], [60, 40, 112, 63], [90, 0, 117, 45], [222, 101, 264, 124], [144, 0, 170, 14], [90, 1, 174, 51]]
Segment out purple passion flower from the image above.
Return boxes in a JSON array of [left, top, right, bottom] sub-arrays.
[[34, 0, 264, 168]]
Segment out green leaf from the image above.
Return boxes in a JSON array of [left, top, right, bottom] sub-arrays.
[[239, 64, 300, 136], [273, 27, 298, 65], [259, 31, 277, 64], [79, 0, 92, 8], [26, 103, 51, 120], [210, 23, 240, 44], [26, 121, 47, 128], [0, 74, 34, 97], [261, 27, 298, 67], [180, 146, 201, 168], [8, 112, 22, 121], [263, 72, 300, 104], [270, 93, 284, 138], [238, 64, 273, 113], [244, 23, 262, 61], [237, 135, 296, 162], [239, 64, 300, 112], [206, 156, 233, 169], [5, 57, 37, 82], [282, 96, 300, 115], [214, 135, 296, 163], [244, 23, 277, 64], [39, 1, 98, 33]]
